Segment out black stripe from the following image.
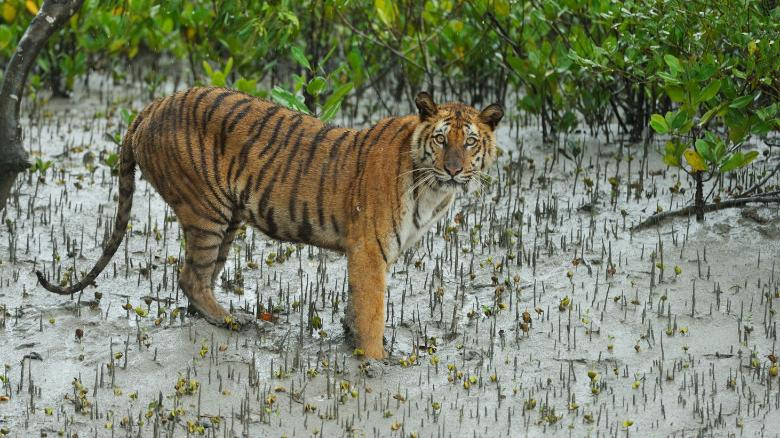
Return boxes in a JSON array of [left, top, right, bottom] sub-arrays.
[[234, 106, 282, 181], [376, 236, 388, 263], [185, 226, 225, 238], [195, 108, 232, 212], [330, 214, 340, 234], [389, 124, 413, 249], [203, 90, 233, 130], [186, 89, 213, 166], [298, 202, 313, 242], [303, 125, 336, 170], [252, 115, 300, 192], [177, 88, 196, 129], [241, 174, 253, 207], [188, 91, 233, 211], [226, 221, 241, 232], [185, 258, 218, 269], [257, 124, 305, 213], [190, 243, 221, 251], [334, 128, 361, 168], [225, 156, 237, 196], [211, 130, 234, 203], [175, 89, 231, 223], [316, 130, 352, 226], [219, 98, 252, 154], [278, 119, 313, 184], [346, 128, 377, 201], [265, 208, 279, 238], [288, 125, 335, 221], [355, 120, 391, 169], [353, 119, 396, 205], [226, 99, 253, 132], [227, 106, 252, 133]]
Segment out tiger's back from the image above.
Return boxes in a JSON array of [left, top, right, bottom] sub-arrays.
[[131, 87, 415, 252]]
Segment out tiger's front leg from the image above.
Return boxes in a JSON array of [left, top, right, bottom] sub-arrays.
[[345, 244, 388, 359]]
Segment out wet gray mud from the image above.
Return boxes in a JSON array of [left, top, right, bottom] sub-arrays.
[[1, 77, 779, 438]]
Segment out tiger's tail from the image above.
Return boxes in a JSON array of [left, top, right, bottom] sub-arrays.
[[36, 113, 143, 295]]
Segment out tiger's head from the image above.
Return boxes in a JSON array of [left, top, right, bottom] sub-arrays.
[[411, 92, 503, 191]]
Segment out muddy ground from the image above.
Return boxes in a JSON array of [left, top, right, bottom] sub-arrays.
[[1, 77, 779, 438]]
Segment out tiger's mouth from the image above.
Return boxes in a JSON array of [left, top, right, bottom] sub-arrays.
[[436, 175, 470, 192]]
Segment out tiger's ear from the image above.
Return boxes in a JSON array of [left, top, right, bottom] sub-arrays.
[[415, 92, 438, 121], [479, 103, 504, 130]]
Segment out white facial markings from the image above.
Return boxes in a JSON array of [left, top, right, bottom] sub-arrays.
[[433, 123, 449, 146], [464, 123, 479, 149]]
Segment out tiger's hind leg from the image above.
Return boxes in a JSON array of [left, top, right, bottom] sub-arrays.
[[211, 216, 242, 287], [178, 219, 232, 326]]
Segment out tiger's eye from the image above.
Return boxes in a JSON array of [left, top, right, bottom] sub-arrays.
[[465, 137, 477, 147], [434, 134, 446, 144]]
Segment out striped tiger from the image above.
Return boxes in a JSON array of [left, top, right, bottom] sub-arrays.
[[37, 87, 503, 358]]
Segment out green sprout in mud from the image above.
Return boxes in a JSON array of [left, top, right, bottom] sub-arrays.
[[30, 158, 53, 178], [443, 225, 458, 241], [558, 296, 571, 311], [273, 369, 290, 379], [59, 266, 74, 288], [103, 152, 119, 172], [337, 381, 357, 404], [538, 405, 560, 425], [264, 245, 298, 266], [223, 315, 241, 331], [70, 378, 92, 414], [398, 354, 417, 367], [174, 376, 199, 396]]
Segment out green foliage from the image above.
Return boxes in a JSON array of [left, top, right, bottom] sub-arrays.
[[0, 0, 776, 153], [30, 157, 52, 175], [103, 152, 119, 170]]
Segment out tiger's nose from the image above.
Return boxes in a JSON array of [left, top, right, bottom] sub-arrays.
[[444, 163, 463, 177]]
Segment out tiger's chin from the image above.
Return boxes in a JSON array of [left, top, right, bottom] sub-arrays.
[[436, 178, 474, 194]]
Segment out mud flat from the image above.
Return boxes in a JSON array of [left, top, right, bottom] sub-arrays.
[[1, 78, 779, 437]]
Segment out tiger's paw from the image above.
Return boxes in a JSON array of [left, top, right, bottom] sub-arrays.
[[342, 317, 388, 358]]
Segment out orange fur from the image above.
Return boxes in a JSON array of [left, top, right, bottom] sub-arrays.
[[37, 87, 503, 358]]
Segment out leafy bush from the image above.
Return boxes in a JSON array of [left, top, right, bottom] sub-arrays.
[[1, 0, 778, 211]]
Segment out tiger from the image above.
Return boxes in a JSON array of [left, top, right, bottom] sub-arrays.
[[36, 87, 503, 359]]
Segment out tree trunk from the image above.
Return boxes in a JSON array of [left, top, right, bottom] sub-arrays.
[[694, 171, 704, 221], [0, 0, 84, 175]]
